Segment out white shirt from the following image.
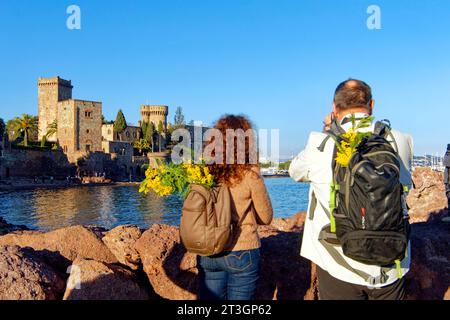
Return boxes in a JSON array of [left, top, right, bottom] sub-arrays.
[[289, 113, 414, 287]]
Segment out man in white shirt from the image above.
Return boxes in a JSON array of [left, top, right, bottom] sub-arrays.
[[289, 79, 414, 300]]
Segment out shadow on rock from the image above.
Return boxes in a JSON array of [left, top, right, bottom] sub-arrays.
[[257, 228, 316, 300]]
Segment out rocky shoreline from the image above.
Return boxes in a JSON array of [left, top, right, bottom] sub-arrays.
[[0, 167, 448, 300]]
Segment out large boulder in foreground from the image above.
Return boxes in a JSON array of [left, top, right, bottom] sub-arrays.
[[102, 225, 142, 270], [0, 225, 118, 271], [0, 245, 65, 300], [63, 259, 150, 300], [257, 222, 317, 300], [406, 219, 450, 300], [133, 216, 316, 300], [407, 167, 448, 223], [134, 224, 198, 300]]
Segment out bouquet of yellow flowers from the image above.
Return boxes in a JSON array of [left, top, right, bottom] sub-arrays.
[[335, 115, 374, 168], [139, 162, 215, 197]]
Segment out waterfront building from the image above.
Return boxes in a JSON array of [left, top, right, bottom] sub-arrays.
[[38, 77, 103, 162]]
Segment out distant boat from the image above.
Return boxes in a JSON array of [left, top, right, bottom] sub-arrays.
[[261, 167, 289, 177]]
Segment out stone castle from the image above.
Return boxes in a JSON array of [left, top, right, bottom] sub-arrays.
[[13, 76, 171, 181], [37, 76, 169, 165]]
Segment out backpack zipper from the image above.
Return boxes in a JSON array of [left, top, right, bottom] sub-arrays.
[[361, 207, 366, 229]]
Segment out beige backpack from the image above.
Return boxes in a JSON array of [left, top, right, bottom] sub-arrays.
[[180, 184, 234, 256]]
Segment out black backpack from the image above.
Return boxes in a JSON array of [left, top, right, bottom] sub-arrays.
[[315, 119, 410, 284]]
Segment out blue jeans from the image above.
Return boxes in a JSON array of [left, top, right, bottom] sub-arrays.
[[197, 249, 261, 300]]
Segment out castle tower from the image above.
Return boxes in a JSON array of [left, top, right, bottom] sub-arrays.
[[140, 105, 168, 132], [38, 77, 73, 142]]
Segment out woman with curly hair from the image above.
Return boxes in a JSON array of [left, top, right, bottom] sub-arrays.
[[197, 114, 273, 300]]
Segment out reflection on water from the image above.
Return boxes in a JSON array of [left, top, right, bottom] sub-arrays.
[[0, 178, 309, 231]]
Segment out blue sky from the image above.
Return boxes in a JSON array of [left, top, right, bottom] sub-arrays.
[[0, 0, 449, 157]]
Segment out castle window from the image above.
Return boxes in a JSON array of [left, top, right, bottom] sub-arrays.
[[133, 132, 136, 138], [126, 132, 130, 138], [84, 110, 93, 118], [63, 146, 68, 153], [86, 129, 90, 134], [85, 144, 91, 152]]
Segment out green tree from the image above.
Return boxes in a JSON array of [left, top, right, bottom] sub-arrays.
[[141, 122, 148, 138], [0, 118, 5, 140], [259, 161, 274, 169], [134, 139, 150, 155], [145, 122, 155, 152], [157, 121, 164, 152], [174, 106, 185, 128], [6, 119, 19, 141], [113, 109, 127, 134], [278, 161, 292, 170], [10, 114, 38, 147], [40, 120, 57, 147]]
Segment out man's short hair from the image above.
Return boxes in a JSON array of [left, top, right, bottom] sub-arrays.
[[334, 79, 372, 111]]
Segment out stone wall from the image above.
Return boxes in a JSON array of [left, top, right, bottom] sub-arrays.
[[57, 99, 103, 163], [101, 124, 115, 142], [0, 148, 76, 180], [117, 126, 142, 144], [74, 100, 103, 154]]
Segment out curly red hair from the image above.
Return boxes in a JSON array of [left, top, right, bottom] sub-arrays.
[[206, 114, 258, 187]]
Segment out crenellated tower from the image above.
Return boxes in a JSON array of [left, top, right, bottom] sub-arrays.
[[140, 105, 168, 132], [38, 77, 73, 141]]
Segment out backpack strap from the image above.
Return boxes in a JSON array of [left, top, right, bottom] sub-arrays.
[[318, 231, 391, 285], [317, 119, 346, 152], [308, 191, 331, 220], [374, 120, 399, 153]]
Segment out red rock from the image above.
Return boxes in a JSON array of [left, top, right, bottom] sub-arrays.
[[102, 225, 142, 270], [257, 226, 316, 300], [270, 212, 306, 232], [0, 245, 65, 300], [0, 225, 118, 271], [63, 259, 150, 300], [407, 168, 448, 223], [405, 220, 450, 300], [134, 217, 315, 300], [133, 224, 198, 300]]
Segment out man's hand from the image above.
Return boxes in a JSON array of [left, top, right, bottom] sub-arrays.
[[323, 112, 334, 132]]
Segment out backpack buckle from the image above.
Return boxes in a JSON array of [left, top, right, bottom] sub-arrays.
[[368, 269, 389, 286]]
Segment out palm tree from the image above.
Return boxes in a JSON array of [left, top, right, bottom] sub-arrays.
[[134, 139, 150, 155], [40, 120, 57, 147], [11, 114, 38, 147]]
